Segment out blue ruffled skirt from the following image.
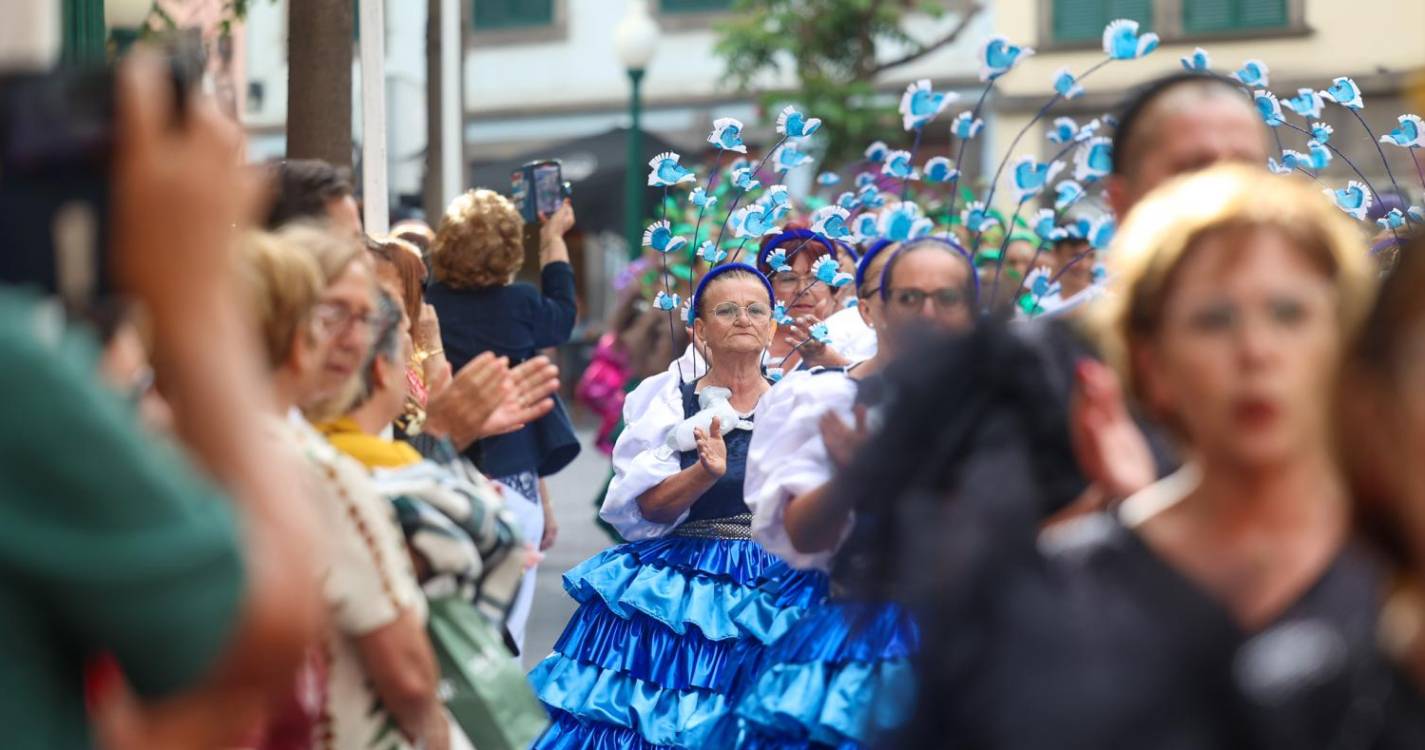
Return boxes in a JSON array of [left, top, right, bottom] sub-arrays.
[[528, 535, 827, 749], [731, 599, 919, 749]]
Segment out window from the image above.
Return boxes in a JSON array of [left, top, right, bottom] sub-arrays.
[[473, 0, 554, 31], [1182, 0, 1287, 35], [1046, 0, 1298, 45], [1050, 0, 1153, 43], [659, 0, 733, 12]]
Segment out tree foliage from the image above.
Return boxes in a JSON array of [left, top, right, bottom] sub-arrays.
[[714, 0, 982, 166]]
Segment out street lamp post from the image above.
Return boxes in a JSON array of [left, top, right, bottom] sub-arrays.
[[615, 1, 659, 260]]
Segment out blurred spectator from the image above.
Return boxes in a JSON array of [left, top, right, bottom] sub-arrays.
[[2, 56, 320, 750], [366, 235, 452, 422], [242, 228, 452, 750], [426, 190, 580, 651], [264, 158, 362, 236]]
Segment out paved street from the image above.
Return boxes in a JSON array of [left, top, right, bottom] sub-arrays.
[[522, 427, 618, 669]]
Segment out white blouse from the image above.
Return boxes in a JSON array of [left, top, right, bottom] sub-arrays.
[[823, 306, 877, 363], [744, 368, 859, 571]]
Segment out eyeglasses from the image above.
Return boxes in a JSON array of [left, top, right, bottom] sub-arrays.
[[886, 287, 966, 312], [711, 301, 772, 322], [770, 271, 814, 289], [313, 302, 384, 336]]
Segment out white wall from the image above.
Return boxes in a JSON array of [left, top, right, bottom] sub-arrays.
[[464, 0, 992, 114], [241, 0, 993, 189]]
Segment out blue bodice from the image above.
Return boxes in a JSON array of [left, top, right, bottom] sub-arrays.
[[677, 380, 754, 523]]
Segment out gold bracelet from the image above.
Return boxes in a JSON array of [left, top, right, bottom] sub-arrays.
[[413, 347, 444, 365]]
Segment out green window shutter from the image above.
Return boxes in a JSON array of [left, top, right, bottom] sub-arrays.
[[473, 0, 554, 30], [1240, 0, 1288, 27], [62, 0, 106, 66], [1052, 0, 1153, 43], [1183, 0, 1287, 34], [661, 0, 732, 12]]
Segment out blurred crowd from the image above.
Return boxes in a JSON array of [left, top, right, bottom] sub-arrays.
[[11, 36, 1425, 750]]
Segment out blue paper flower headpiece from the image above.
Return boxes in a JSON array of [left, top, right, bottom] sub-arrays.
[[756, 228, 838, 273]]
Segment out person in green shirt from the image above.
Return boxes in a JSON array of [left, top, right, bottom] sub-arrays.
[[0, 54, 321, 748]]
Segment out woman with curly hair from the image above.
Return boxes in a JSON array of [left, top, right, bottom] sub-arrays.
[[425, 188, 580, 651]]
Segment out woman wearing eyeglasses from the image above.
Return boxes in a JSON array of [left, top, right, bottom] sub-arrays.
[[757, 228, 850, 374], [728, 237, 978, 749], [528, 263, 824, 750]]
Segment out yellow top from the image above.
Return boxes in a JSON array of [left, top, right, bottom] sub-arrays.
[[316, 417, 424, 470]]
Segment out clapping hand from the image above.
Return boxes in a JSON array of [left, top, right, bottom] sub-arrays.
[[481, 356, 560, 437], [695, 417, 727, 478]]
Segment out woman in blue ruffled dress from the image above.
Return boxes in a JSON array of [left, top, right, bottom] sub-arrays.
[[528, 263, 824, 749], [733, 238, 979, 748]]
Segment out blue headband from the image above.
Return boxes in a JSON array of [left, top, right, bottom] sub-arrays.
[[756, 228, 837, 272], [691, 262, 775, 321], [878, 237, 980, 304], [834, 240, 860, 262], [854, 238, 897, 292]]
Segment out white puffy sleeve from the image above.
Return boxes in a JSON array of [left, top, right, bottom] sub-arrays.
[[745, 370, 857, 571], [599, 377, 689, 540], [824, 307, 878, 364]]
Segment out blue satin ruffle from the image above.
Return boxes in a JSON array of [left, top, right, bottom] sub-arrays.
[[733, 601, 920, 748], [536, 709, 672, 750], [553, 598, 754, 692], [563, 537, 818, 643], [531, 656, 729, 747], [759, 600, 918, 665], [531, 535, 824, 749], [736, 656, 915, 747]]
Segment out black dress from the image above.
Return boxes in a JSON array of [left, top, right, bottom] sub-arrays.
[[824, 321, 1425, 750]]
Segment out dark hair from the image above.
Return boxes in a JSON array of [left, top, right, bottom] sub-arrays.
[[264, 159, 355, 230], [1111, 71, 1250, 177], [878, 237, 979, 305], [691, 263, 774, 320], [1337, 233, 1425, 565]]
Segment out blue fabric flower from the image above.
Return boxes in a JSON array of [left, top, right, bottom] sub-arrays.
[[776, 105, 822, 138], [654, 290, 681, 311], [881, 149, 918, 180], [1323, 180, 1372, 221], [1052, 67, 1084, 100], [1232, 59, 1270, 88], [1283, 88, 1325, 119], [980, 35, 1033, 81], [1381, 114, 1425, 148], [1102, 19, 1159, 60], [923, 156, 957, 183], [1055, 180, 1086, 211], [643, 220, 688, 254], [647, 151, 695, 187], [810, 206, 852, 240], [1073, 137, 1113, 183], [899, 79, 954, 131], [1253, 90, 1284, 127], [1321, 77, 1364, 110], [707, 117, 747, 154], [864, 141, 890, 163], [1010, 156, 1065, 204], [1180, 47, 1210, 72], [952, 111, 985, 140]]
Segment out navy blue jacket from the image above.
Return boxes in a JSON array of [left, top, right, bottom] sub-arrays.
[[427, 261, 581, 479]]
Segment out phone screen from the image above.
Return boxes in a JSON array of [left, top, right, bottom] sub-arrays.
[[533, 163, 563, 216]]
